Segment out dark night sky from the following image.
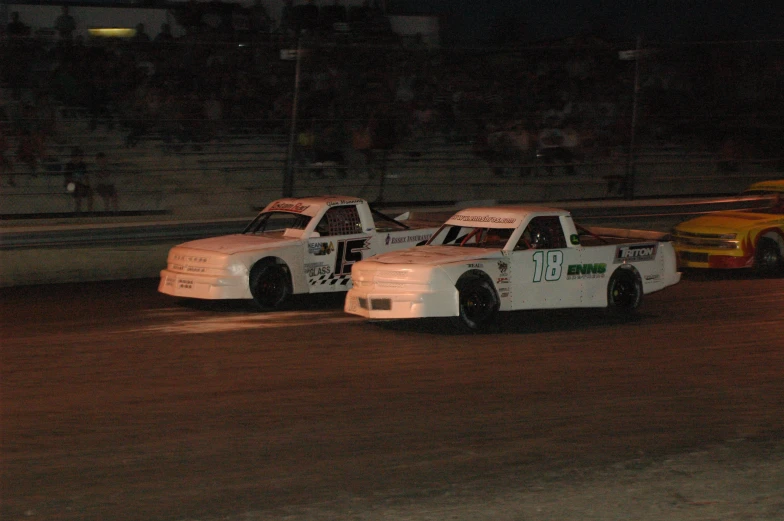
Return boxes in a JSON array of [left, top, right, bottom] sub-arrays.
[[389, 0, 784, 44]]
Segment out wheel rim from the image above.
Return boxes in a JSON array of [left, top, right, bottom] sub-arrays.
[[757, 243, 781, 274], [462, 286, 494, 324], [256, 269, 287, 307], [611, 277, 636, 308]]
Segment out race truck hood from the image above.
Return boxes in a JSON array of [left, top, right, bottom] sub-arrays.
[[172, 234, 296, 255], [676, 211, 781, 234], [370, 245, 501, 266]]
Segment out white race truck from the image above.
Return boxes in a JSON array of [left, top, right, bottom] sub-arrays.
[[345, 205, 682, 331], [159, 196, 439, 308]]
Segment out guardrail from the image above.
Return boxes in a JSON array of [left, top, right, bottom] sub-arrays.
[[0, 195, 775, 288]]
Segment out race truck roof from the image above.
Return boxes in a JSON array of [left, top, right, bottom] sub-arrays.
[[445, 206, 571, 228], [261, 195, 366, 217]]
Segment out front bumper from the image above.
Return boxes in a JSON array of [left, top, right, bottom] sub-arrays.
[[675, 249, 753, 269], [344, 286, 458, 320], [159, 269, 251, 299]]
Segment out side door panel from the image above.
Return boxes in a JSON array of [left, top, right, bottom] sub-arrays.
[[507, 215, 584, 309], [306, 235, 373, 292], [306, 205, 372, 292], [509, 248, 584, 309]]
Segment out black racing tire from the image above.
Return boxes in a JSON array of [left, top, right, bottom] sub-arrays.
[[606, 268, 643, 317], [249, 263, 291, 310], [451, 277, 499, 333], [754, 237, 783, 278]]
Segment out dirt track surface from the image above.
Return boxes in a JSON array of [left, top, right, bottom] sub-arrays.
[[1, 274, 783, 520]]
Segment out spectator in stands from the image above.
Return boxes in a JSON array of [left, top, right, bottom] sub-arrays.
[[132, 23, 151, 45], [153, 23, 175, 49], [320, 0, 347, 31], [311, 121, 347, 178], [15, 128, 45, 176], [94, 152, 118, 212], [351, 119, 374, 176], [64, 147, 93, 213], [718, 135, 741, 173], [301, 0, 320, 34], [536, 126, 576, 176], [249, 0, 272, 36], [1, 129, 15, 187], [280, 0, 295, 37], [6, 12, 31, 39], [54, 5, 77, 41]]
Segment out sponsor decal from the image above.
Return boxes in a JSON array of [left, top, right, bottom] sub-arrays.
[[567, 263, 607, 280], [387, 233, 432, 245], [570, 234, 580, 245], [305, 263, 332, 277], [497, 260, 509, 274], [173, 254, 208, 263], [615, 243, 658, 263], [385, 234, 391, 245], [500, 292, 509, 298], [497, 277, 509, 284], [309, 241, 334, 256], [326, 199, 364, 207], [450, 214, 517, 224], [268, 201, 311, 213], [177, 279, 193, 289], [468, 263, 484, 268], [644, 274, 661, 281]]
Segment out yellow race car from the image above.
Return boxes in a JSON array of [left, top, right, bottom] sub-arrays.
[[671, 180, 784, 276]]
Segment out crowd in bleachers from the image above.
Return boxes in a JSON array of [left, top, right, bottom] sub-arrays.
[[2, 2, 782, 196]]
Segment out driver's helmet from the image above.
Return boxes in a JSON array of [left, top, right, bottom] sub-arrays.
[[530, 229, 549, 249]]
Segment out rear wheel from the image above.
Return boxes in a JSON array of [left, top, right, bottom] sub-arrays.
[[451, 277, 499, 333], [606, 268, 642, 317], [754, 238, 783, 277], [249, 263, 291, 310]]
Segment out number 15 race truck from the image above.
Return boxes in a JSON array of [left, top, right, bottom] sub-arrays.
[[159, 196, 440, 309], [344, 205, 681, 332]]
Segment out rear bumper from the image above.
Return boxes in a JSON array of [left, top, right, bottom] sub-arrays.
[[159, 269, 251, 299]]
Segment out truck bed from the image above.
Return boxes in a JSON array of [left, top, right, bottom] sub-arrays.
[[579, 226, 669, 246]]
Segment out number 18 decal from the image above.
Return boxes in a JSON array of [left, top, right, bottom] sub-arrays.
[[532, 250, 563, 282]]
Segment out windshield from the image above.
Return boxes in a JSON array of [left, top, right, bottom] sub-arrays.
[[427, 225, 515, 249], [243, 211, 312, 235]]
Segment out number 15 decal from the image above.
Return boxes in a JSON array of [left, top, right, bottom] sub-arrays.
[[532, 250, 563, 282], [334, 238, 370, 275]]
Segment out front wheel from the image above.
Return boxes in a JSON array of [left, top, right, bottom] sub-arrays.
[[754, 237, 783, 277], [451, 278, 499, 333], [249, 264, 291, 310], [606, 268, 643, 317]]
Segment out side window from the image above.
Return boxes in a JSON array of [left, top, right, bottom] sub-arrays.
[[483, 228, 514, 248], [318, 206, 363, 236], [515, 216, 567, 250]]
